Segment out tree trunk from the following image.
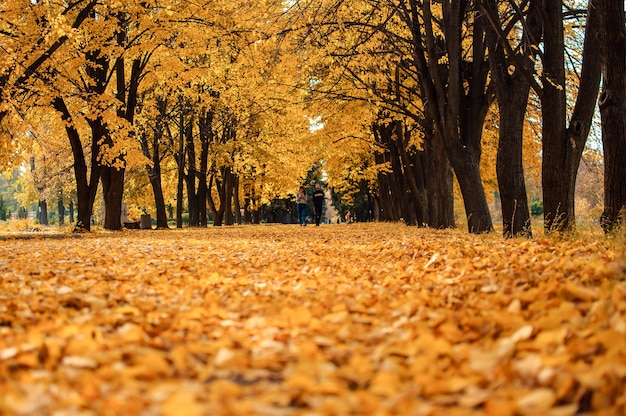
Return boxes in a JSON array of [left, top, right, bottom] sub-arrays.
[[53, 97, 100, 232], [101, 166, 124, 230], [412, 0, 492, 233], [139, 100, 169, 229], [597, 0, 626, 232], [98, 30, 143, 232], [233, 174, 242, 224], [176, 105, 186, 229], [197, 111, 212, 227], [150, 170, 169, 229], [540, 0, 601, 232], [373, 123, 406, 222], [224, 168, 234, 226], [423, 128, 455, 229], [496, 94, 532, 237], [482, 0, 541, 237], [394, 122, 428, 226], [69, 200, 74, 223], [38, 200, 48, 226], [207, 174, 218, 223], [148, 129, 169, 229], [185, 118, 199, 227], [212, 171, 227, 227]]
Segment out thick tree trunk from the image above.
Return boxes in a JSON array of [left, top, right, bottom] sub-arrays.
[[540, 0, 601, 232], [38, 200, 48, 226], [445, 107, 493, 233], [374, 149, 402, 221], [423, 129, 454, 229], [496, 96, 532, 237], [597, 0, 626, 232], [411, 0, 492, 233], [99, 34, 143, 232], [197, 173, 208, 227], [448, 145, 493, 233], [483, 0, 540, 237], [69, 200, 75, 223], [101, 166, 125, 230]]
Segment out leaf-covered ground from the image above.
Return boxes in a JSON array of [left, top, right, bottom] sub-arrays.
[[0, 224, 625, 415]]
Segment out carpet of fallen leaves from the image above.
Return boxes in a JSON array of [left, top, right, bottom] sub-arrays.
[[0, 224, 625, 416]]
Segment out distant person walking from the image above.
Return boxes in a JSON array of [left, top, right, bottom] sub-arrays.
[[296, 186, 308, 226], [312, 183, 324, 226]]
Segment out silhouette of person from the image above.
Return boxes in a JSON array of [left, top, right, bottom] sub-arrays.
[[312, 183, 324, 226], [296, 186, 308, 226]]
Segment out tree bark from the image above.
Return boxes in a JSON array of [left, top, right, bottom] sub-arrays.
[[100, 23, 133, 231], [482, 0, 541, 237], [53, 97, 100, 232], [540, 0, 601, 232], [101, 165, 124, 230], [410, 0, 493, 233], [197, 110, 213, 227], [185, 118, 199, 227], [151, 101, 169, 229], [597, 0, 626, 232], [140, 124, 169, 229], [212, 173, 226, 227], [224, 168, 234, 226], [394, 122, 428, 226], [373, 123, 407, 222], [233, 174, 242, 224], [207, 174, 218, 222], [176, 102, 186, 229], [423, 128, 455, 229], [38, 200, 48, 226]]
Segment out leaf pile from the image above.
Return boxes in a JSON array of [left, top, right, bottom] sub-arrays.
[[0, 224, 624, 415]]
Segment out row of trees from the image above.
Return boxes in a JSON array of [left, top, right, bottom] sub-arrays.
[[1, 0, 321, 231], [295, 0, 623, 236], [0, 0, 623, 236]]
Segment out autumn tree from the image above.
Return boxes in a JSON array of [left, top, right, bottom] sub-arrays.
[[538, 1, 600, 232], [291, 1, 456, 228], [481, 0, 543, 237], [137, 97, 172, 229], [0, 0, 97, 129], [49, 2, 170, 231], [597, 0, 626, 232]]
